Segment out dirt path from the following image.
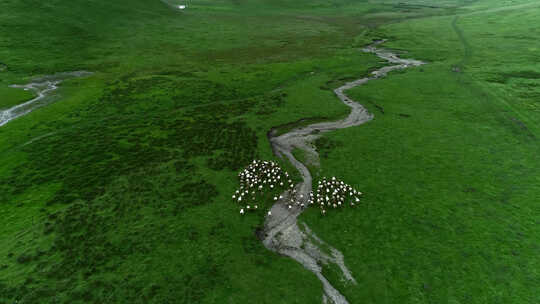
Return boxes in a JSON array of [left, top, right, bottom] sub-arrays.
[[0, 71, 91, 127], [262, 40, 426, 304]]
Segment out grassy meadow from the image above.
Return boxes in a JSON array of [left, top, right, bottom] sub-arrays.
[[0, 87, 34, 110], [302, 2, 540, 303], [0, 0, 538, 303]]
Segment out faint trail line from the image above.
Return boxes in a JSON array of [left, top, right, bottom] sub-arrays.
[[460, 1, 540, 16], [452, 16, 472, 70], [262, 40, 426, 304], [451, 11, 539, 137]]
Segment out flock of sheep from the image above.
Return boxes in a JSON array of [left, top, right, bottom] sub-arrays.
[[232, 160, 362, 216]]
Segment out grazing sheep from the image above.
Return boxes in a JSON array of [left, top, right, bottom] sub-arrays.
[[233, 160, 363, 216]]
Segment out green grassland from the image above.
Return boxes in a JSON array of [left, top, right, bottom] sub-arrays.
[[0, 87, 34, 110], [302, 2, 540, 303], [0, 0, 538, 303]]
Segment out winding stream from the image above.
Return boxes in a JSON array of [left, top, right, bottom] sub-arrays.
[[262, 40, 425, 304], [0, 71, 91, 127]]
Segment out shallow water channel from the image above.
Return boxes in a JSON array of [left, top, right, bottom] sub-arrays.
[[263, 41, 426, 304], [1, 71, 92, 127]]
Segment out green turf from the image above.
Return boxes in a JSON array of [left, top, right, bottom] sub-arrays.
[[301, 2, 540, 303], [0, 87, 34, 110], [0, 0, 539, 303]]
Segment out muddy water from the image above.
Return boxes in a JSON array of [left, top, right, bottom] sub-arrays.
[[1, 71, 92, 127], [262, 41, 425, 304]]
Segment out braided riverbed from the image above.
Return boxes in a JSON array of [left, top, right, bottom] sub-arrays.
[[262, 40, 425, 304], [0, 71, 91, 127]]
